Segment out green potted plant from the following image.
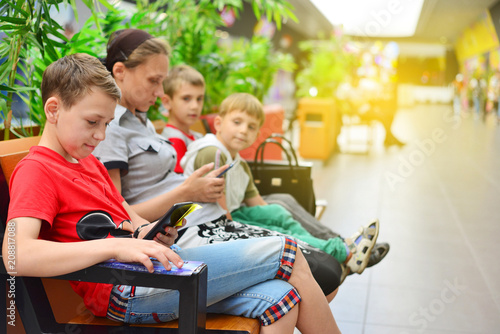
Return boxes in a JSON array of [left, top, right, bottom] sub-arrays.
[[0, 0, 115, 140], [1, 0, 296, 140], [67, 0, 297, 145], [129, 0, 297, 114]]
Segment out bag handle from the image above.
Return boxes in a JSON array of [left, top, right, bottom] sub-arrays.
[[255, 133, 299, 166], [255, 139, 294, 167], [266, 134, 299, 166], [252, 134, 299, 179]]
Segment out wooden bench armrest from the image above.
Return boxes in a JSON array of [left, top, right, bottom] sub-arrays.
[[0, 255, 208, 334]]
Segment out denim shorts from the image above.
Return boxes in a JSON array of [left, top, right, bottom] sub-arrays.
[[107, 236, 301, 326]]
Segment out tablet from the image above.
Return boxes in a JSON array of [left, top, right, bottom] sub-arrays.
[[99, 259, 205, 276], [143, 202, 199, 240]]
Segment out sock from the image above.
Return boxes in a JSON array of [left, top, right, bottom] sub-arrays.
[[343, 239, 354, 264], [344, 243, 350, 256]]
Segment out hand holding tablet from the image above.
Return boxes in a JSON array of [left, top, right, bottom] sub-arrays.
[[143, 202, 201, 240]]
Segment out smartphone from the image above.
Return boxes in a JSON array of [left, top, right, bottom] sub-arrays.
[[143, 202, 195, 240], [216, 160, 238, 178]]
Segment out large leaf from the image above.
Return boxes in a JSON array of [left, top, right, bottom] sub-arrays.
[[0, 84, 16, 92], [1, 0, 298, 136], [1, 1, 29, 19], [0, 17, 27, 25]]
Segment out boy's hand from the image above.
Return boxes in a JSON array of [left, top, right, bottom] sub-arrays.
[[138, 222, 179, 247], [114, 238, 184, 273], [182, 163, 226, 202]]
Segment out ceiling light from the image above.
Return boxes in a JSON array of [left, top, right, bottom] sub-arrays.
[[310, 0, 425, 38]]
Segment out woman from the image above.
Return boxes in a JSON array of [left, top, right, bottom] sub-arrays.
[[91, 29, 341, 333], [94, 28, 344, 293]]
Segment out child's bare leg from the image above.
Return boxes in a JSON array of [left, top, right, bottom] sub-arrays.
[[326, 287, 339, 303], [290, 248, 341, 334]]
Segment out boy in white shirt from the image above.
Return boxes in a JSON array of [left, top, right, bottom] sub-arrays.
[[182, 92, 381, 278]]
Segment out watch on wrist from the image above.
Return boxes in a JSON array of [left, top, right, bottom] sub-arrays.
[[133, 223, 149, 238]]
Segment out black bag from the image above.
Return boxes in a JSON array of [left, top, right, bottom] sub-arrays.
[[247, 134, 316, 215]]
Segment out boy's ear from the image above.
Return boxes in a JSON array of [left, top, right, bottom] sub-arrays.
[[112, 62, 126, 81], [214, 115, 222, 132], [44, 96, 60, 124], [161, 94, 171, 109]]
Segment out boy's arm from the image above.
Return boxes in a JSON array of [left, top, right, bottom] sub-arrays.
[[2, 217, 184, 277], [217, 193, 231, 219], [122, 200, 150, 230], [239, 160, 264, 208], [243, 194, 267, 207], [193, 146, 227, 172]]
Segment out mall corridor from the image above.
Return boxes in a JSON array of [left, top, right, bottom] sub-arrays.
[[307, 103, 500, 333]]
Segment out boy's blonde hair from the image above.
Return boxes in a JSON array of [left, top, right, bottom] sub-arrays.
[[219, 93, 265, 126], [42, 53, 121, 109], [163, 64, 205, 97]]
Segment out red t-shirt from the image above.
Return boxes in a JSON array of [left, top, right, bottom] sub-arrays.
[[8, 146, 132, 317], [164, 124, 199, 173]]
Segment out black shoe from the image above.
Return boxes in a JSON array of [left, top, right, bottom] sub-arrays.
[[347, 242, 389, 278], [367, 242, 390, 267]]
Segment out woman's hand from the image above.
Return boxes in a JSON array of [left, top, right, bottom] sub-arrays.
[[181, 163, 226, 202], [127, 164, 227, 222]]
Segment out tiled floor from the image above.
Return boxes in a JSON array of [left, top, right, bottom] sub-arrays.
[[301, 103, 500, 333]]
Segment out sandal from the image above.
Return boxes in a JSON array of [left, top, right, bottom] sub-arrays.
[[346, 219, 379, 274], [340, 263, 350, 284], [367, 242, 390, 268]]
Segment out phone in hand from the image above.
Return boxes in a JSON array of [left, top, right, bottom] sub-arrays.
[[216, 160, 238, 178], [143, 202, 198, 240]]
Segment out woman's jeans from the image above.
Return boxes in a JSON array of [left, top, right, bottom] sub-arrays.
[[107, 236, 300, 326]]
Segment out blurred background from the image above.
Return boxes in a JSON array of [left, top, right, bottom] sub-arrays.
[[2, 0, 500, 333]]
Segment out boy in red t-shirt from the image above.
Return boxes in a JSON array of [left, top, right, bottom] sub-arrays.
[[161, 64, 205, 173], [4, 53, 184, 317], [3, 53, 341, 332]]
